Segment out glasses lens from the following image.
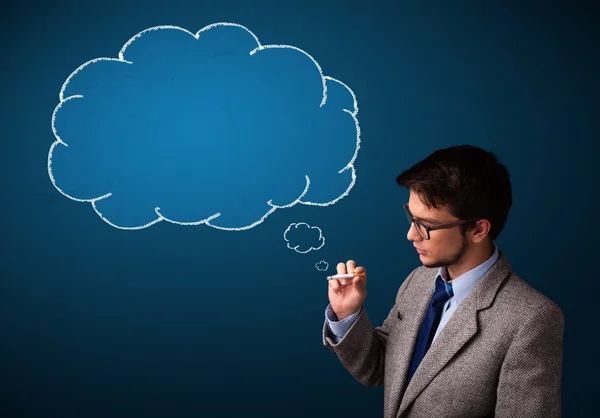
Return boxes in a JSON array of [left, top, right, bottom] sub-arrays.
[[404, 207, 413, 224], [415, 222, 429, 239], [404, 206, 429, 239]]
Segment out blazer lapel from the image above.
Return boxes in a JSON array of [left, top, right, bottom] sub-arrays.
[[395, 250, 513, 418], [397, 291, 478, 416], [385, 271, 436, 418]]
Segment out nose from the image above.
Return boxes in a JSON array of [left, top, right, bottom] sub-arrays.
[[407, 221, 422, 242]]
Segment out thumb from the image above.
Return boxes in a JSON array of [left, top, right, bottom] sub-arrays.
[[352, 277, 366, 300]]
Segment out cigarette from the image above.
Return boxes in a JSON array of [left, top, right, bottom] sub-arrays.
[[327, 272, 365, 280]]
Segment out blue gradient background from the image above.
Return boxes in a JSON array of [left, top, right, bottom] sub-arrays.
[[1, 1, 597, 417]]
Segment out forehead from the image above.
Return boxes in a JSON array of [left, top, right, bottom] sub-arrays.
[[407, 191, 453, 219]]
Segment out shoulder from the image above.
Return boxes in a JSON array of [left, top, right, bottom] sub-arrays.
[[498, 273, 563, 317]]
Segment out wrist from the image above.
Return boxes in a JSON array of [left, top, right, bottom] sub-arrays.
[[336, 313, 349, 321], [334, 308, 359, 322]]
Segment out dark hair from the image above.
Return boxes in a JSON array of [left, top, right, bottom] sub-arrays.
[[396, 144, 512, 241]]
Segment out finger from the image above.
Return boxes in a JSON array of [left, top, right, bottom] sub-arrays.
[[346, 260, 356, 275], [329, 278, 341, 292], [353, 266, 365, 276], [353, 275, 365, 289], [336, 262, 347, 275], [353, 276, 367, 297], [354, 266, 367, 286]]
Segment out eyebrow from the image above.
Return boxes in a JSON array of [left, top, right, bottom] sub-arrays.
[[414, 215, 442, 224]]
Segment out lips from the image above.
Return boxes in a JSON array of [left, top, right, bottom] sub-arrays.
[[414, 246, 427, 254]]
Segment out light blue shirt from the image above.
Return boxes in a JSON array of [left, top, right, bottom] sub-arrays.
[[325, 246, 500, 343]]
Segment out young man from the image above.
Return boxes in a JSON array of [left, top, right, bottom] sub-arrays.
[[322, 145, 564, 418]]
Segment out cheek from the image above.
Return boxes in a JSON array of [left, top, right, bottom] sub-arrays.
[[425, 233, 453, 253]]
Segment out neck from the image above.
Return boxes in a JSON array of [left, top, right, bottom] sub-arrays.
[[447, 241, 495, 280]]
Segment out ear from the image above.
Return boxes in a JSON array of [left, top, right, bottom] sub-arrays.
[[469, 219, 491, 243]]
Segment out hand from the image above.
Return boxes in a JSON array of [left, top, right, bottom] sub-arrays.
[[328, 260, 367, 321]]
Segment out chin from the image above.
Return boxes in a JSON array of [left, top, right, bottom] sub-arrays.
[[420, 255, 443, 269], [418, 254, 431, 265]]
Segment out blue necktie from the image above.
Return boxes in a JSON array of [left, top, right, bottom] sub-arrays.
[[407, 275, 453, 384]]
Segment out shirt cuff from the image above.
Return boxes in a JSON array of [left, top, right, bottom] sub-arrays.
[[325, 303, 360, 342]]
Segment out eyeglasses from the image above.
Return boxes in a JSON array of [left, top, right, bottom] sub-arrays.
[[403, 203, 470, 240]]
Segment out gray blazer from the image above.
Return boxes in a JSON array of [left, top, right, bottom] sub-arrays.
[[322, 250, 564, 418]]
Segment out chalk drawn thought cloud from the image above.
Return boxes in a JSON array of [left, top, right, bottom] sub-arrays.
[[315, 260, 329, 271], [48, 23, 360, 230], [284, 222, 325, 254]]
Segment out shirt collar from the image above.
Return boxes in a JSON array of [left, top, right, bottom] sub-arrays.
[[439, 245, 500, 306]]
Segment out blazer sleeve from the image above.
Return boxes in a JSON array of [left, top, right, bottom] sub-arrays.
[[322, 268, 418, 387], [495, 302, 565, 418]]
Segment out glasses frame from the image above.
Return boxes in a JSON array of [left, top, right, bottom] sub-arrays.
[[403, 203, 471, 240]]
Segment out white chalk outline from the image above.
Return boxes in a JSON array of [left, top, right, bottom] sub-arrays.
[[48, 22, 361, 231], [315, 260, 329, 272], [283, 222, 325, 254]]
